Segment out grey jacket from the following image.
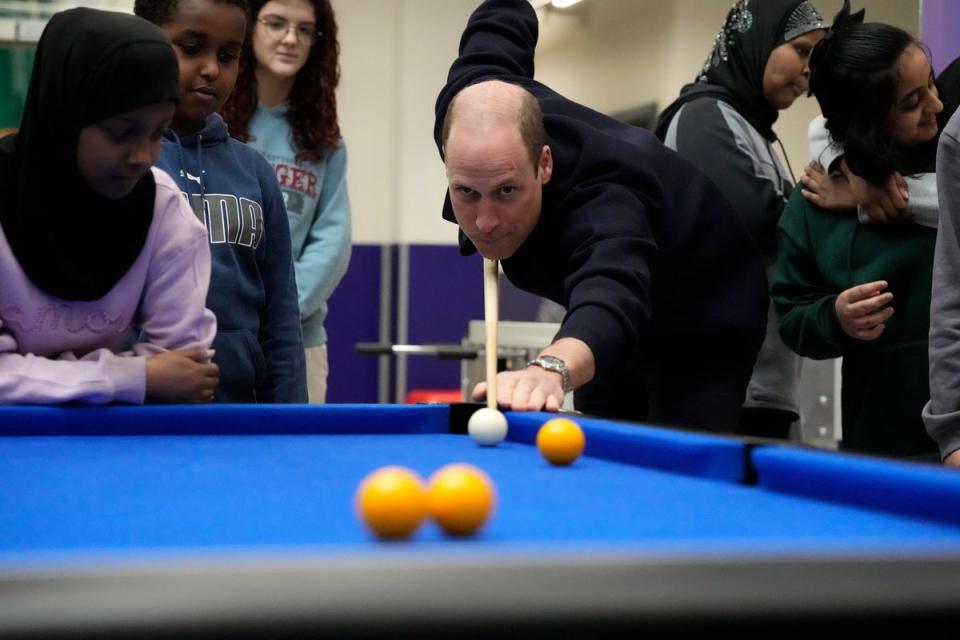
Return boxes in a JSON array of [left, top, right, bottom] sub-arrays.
[[923, 108, 960, 460], [662, 97, 800, 416]]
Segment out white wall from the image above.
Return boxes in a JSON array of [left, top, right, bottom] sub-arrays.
[[336, 0, 476, 245], [336, 0, 922, 246]]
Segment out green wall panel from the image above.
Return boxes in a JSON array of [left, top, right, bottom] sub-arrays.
[[0, 45, 35, 130]]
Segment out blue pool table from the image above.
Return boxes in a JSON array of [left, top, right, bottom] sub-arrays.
[[2, 403, 960, 636]]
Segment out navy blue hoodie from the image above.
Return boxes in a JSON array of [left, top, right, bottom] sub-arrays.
[[435, 0, 768, 429], [157, 113, 307, 403]]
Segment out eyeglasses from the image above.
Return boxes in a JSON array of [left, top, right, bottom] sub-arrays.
[[257, 16, 322, 45]]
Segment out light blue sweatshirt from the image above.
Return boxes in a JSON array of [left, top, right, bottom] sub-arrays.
[[247, 103, 352, 348]]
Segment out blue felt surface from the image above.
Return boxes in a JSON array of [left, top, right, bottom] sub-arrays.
[[752, 446, 960, 528], [507, 413, 748, 484], [2, 429, 960, 562], [0, 404, 449, 436]]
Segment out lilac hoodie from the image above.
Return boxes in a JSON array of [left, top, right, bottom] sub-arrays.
[[0, 168, 216, 404]]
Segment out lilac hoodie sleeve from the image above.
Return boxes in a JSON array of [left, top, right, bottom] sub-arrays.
[[0, 169, 215, 404]]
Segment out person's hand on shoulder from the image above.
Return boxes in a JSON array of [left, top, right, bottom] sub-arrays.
[[146, 348, 219, 403], [834, 281, 894, 341], [800, 161, 857, 211], [842, 160, 911, 223]]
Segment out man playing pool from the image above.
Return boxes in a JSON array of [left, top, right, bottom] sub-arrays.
[[435, 0, 768, 433]]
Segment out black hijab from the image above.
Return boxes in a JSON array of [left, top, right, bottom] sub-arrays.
[[656, 0, 825, 142], [0, 8, 180, 301]]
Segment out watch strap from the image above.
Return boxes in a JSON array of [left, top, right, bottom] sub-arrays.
[[526, 355, 571, 393]]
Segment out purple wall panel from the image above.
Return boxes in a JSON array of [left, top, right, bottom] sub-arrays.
[[326, 245, 382, 403], [921, 0, 960, 74], [406, 246, 483, 395]]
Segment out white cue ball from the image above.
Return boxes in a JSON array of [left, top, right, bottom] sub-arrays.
[[468, 408, 508, 446]]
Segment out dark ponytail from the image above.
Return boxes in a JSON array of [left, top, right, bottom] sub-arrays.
[[809, 0, 918, 183]]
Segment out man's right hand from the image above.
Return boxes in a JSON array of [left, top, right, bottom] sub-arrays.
[[472, 366, 566, 412], [146, 348, 219, 403]]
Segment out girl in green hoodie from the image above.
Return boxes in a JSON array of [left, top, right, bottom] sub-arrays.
[[772, 5, 944, 457]]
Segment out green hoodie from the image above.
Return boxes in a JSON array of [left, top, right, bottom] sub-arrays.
[[772, 185, 937, 457]]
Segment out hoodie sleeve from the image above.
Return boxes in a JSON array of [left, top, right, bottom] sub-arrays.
[[923, 119, 960, 460], [771, 188, 853, 360], [255, 158, 308, 403], [294, 143, 352, 321], [130, 171, 217, 357], [0, 327, 145, 404], [434, 0, 539, 153], [551, 184, 657, 376]]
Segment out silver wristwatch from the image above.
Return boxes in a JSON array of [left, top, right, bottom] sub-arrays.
[[526, 355, 571, 393]]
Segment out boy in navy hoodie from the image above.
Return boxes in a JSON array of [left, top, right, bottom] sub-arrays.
[[135, 0, 307, 403]]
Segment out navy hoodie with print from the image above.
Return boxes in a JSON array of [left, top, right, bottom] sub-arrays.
[[157, 113, 307, 403]]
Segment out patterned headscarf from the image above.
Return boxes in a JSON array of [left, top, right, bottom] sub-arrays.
[[682, 0, 825, 140]]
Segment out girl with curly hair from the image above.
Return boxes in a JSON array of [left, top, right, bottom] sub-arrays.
[[221, 0, 351, 403]]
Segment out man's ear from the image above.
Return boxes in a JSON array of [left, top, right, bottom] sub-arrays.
[[539, 145, 553, 185]]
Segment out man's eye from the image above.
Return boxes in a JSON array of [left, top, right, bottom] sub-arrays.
[[500, 186, 515, 195]]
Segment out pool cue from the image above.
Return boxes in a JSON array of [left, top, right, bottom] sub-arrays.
[[483, 258, 499, 410]]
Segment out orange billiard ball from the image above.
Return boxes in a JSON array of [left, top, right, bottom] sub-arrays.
[[536, 417, 586, 466], [426, 463, 497, 536], [355, 466, 427, 539]]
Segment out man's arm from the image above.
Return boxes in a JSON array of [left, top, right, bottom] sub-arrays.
[[475, 185, 656, 413], [434, 0, 539, 151]]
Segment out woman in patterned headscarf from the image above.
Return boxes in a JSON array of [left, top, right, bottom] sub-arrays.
[[655, 0, 826, 440]]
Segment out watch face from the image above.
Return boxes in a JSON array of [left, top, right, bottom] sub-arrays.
[[539, 356, 564, 368]]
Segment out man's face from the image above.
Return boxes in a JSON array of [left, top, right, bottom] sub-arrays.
[[445, 122, 551, 260]]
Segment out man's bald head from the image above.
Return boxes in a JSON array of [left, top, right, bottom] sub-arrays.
[[442, 80, 545, 172]]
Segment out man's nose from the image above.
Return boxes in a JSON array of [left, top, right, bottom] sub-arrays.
[[475, 204, 499, 233]]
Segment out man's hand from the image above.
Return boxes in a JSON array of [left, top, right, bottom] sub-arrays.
[[471, 337, 594, 412], [146, 348, 219, 403], [834, 281, 894, 341], [842, 160, 911, 223], [800, 161, 857, 211], [472, 366, 565, 412], [944, 449, 960, 468]]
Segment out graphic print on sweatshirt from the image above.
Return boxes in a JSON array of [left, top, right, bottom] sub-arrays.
[[257, 153, 318, 219], [177, 170, 264, 249]]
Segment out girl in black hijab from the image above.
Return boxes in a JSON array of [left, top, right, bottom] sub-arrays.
[[655, 0, 826, 439], [0, 8, 218, 404]]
